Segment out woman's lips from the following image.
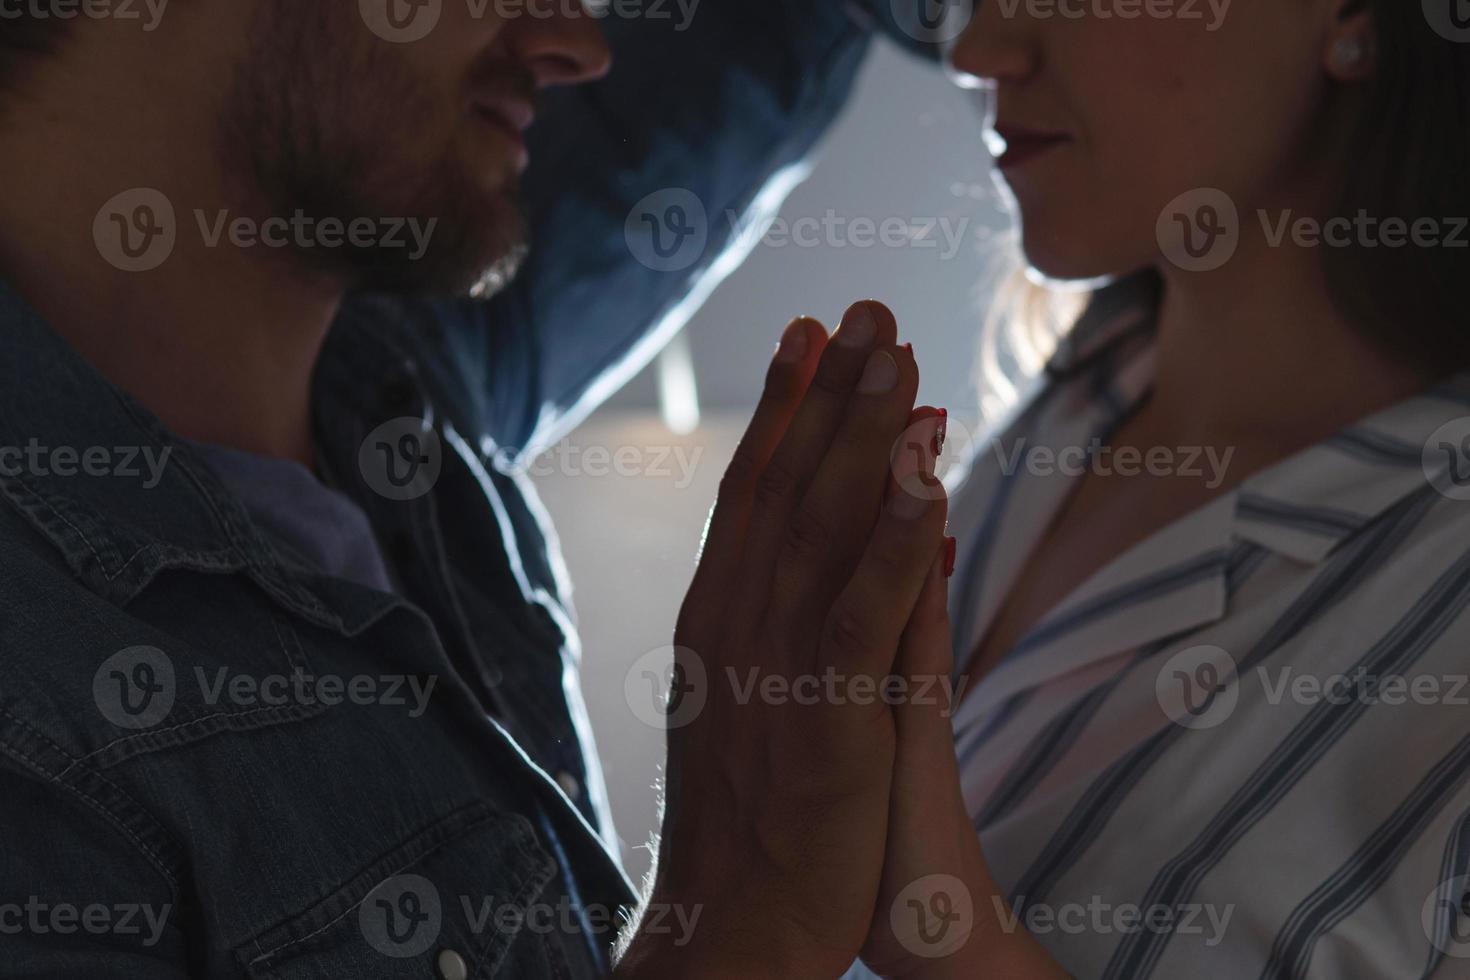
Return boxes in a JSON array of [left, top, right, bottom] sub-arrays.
[[990, 125, 1070, 171]]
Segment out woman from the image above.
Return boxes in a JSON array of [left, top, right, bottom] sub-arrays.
[[847, 0, 1470, 977]]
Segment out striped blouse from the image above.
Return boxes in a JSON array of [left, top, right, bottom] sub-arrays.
[[936, 301, 1470, 980]]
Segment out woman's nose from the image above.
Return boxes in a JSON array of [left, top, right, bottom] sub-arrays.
[[946, 5, 1039, 90]]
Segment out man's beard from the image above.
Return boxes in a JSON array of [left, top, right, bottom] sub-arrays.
[[217, 3, 529, 298]]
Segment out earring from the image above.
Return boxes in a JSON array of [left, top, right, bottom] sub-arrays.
[[1331, 36, 1371, 73]]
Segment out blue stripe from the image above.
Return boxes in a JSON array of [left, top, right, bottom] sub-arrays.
[[1260, 731, 1470, 980], [1006, 549, 1228, 659], [1418, 806, 1470, 980], [1105, 497, 1470, 980], [955, 687, 1034, 770], [1326, 428, 1423, 467], [1008, 489, 1435, 919], [974, 544, 1267, 830], [1237, 494, 1367, 537]]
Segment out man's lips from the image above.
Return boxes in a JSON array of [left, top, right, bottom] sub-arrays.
[[472, 96, 536, 171], [989, 124, 1071, 170]]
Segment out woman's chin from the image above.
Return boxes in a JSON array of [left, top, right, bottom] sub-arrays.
[[1016, 221, 1145, 285]]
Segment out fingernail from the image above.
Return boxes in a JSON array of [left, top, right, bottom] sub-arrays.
[[903, 342, 913, 354], [934, 408, 949, 457], [944, 536, 957, 578], [858, 350, 899, 394], [889, 488, 929, 520], [835, 303, 878, 348], [774, 319, 808, 364]]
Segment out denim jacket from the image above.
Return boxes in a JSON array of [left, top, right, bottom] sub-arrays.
[[0, 3, 931, 976]]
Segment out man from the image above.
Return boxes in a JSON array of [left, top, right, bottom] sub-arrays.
[[0, 1, 946, 975]]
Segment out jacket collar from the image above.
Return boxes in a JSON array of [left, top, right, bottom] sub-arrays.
[[0, 278, 400, 632]]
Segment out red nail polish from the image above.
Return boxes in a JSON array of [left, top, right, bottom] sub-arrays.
[[933, 408, 949, 457], [944, 536, 957, 578], [903, 342, 914, 354]]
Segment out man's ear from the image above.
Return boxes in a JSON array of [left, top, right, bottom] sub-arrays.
[[1323, 0, 1376, 82]]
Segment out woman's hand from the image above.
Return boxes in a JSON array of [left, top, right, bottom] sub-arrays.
[[614, 300, 948, 978], [859, 515, 1070, 980]]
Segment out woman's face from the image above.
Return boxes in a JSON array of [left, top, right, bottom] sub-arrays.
[[948, 0, 1367, 281]]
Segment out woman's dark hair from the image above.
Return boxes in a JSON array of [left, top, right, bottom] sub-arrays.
[[1327, 0, 1470, 373]]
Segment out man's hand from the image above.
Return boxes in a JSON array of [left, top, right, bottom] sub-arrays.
[[614, 300, 948, 977]]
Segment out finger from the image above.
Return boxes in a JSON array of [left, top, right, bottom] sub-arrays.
[[735, 301, 899, 602], [682, 317, 828, 623], [766, 349, 924, 633], [893, 546, 960, 756], [814, 478, 949, 684]]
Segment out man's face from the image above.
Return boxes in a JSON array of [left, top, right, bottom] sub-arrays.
[[219, 1, 608, 296]]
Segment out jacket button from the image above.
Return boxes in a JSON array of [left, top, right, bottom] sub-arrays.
[[436, 948, 468, 980], [555, 770, 580, 799]]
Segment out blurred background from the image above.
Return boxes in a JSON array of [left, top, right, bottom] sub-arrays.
[[532, 37, 1015, 882]]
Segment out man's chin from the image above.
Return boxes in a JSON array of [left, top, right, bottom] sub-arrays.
[[350, 197, 529, 299]]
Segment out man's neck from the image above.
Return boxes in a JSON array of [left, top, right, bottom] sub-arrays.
[[0, 32, 342, 469]]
